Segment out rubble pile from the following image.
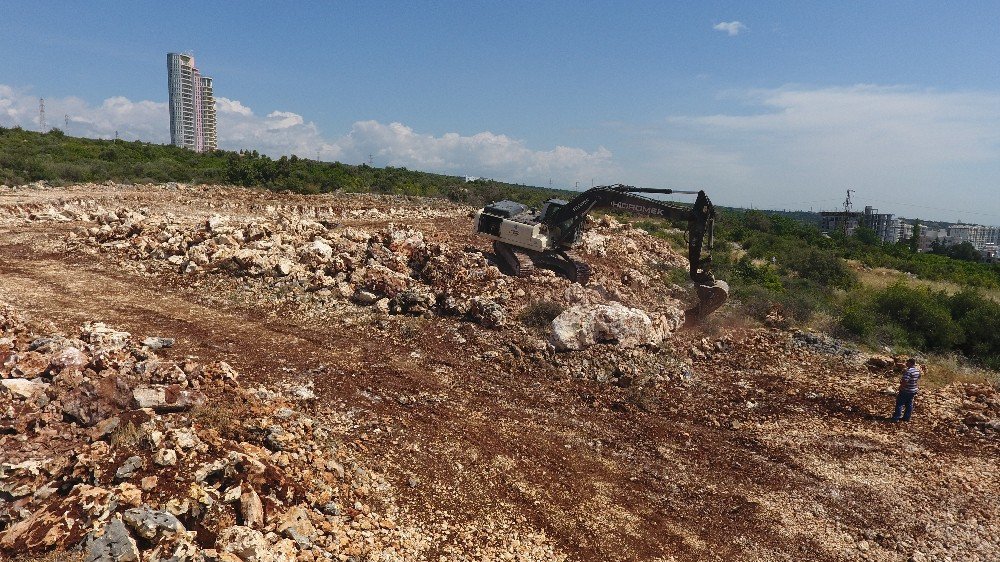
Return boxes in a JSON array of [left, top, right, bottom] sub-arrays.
[[71, 206, 519, 321], [0, 302, 566, 560], [63, 200, 690, 332], [954, 384, 1000, 434], [0, 197, 103, 224]]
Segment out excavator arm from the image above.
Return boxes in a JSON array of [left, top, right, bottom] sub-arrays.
[[545, 185, 729, 323]]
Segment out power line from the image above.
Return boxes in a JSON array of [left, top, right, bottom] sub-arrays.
[[865, 197, 998, 219]]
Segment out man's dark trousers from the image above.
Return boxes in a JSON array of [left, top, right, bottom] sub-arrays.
[[892, 391, 916, 421]]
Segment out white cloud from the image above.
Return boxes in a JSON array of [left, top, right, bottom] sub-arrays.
[[331, 121, 614, 184], [0, 84, 168, 142], [215, 97, 252, 117], [0, 84, 614, 187], [644, 85, 1000, 221], [265, 111, 304, 130], [713, 21, 746, 36], [671, 85, 1000, 167]]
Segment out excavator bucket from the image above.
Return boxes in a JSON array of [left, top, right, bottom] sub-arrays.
[[683, 280, 730, 327]]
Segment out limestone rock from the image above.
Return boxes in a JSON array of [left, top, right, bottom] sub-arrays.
[[62, 378, 132, 427], [154, 448, 178, 467], [277, 506, 314, 548], [132, 385, 206, 412], [50, 347, 89, 372], [141, 336, 175, 350], [122, 505, 185, 541], [115, 455, 146, 480], [11, 350, 49, 377], [550, 302, 676, 351], [217, 525, 269, 562], [1, 378, 49, 399], [117, 483, 142, 507], [170, 427, 201, 450], [81, 322, 131, 350], [85, 518, 140, 562], [470, 298, 505, 328], [240, 487, 264, 528]]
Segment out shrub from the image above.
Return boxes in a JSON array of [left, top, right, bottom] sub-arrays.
[[109, 420, 148, 450], [871, 283, 963, 351], [952, 293, 1000, 366], [731, 257, 783, 292]]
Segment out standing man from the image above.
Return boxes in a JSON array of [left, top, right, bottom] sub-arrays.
[[891, 358, 922, 422]]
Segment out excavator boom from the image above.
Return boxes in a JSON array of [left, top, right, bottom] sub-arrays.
[[473, 184, 729, 324]]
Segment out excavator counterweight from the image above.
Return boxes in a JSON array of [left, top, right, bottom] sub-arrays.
[[473, 184, 729, 325]]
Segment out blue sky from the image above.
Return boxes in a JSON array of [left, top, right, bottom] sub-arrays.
[[3, 2, 1000, 224]]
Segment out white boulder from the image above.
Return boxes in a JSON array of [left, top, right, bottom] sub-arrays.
[[550, 302, 681, 351]]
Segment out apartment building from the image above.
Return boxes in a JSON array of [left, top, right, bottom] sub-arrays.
[[820, 206, 912, 244], [167, 53, 217, 152], [946, 224, 1000, 250]]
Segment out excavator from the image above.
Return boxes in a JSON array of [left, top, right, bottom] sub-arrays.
[[473, 184, 729, 323]]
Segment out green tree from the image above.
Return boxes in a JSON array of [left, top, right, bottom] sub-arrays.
[[948, 241, 981, 262], [872, 283, 963, 350], [852, 226, 879, 246], [909, 220, 921, 253]]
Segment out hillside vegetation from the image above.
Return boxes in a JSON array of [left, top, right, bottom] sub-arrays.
[[699, 212, 1000, 370], [5, 126, 1000, 371], [0, 126, 569, 207]]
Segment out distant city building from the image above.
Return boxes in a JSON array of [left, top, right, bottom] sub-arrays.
[[946, 224, 1000, 250], [819, 211, 862, 236], [897, 220, 913, 241], [820, 195, 1000, 253], [820, 206, 912, 244], [167, 53, 217, 152], [862, 206, 901, 243], [982, 243, 1000, 262]]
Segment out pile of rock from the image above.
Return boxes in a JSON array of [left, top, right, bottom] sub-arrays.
[[790, 329, 862, 361], [0, 198, 101, 224], [74, 208, 693, 334], [72, 208, 522, 326], [957, 384, 1000, 434], [0, 302, 438, 560], [9, 184, 704, 344]]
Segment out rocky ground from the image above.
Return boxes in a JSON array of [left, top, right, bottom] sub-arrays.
[[0, 182, 998, 562]]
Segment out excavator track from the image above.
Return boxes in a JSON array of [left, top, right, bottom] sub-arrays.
[[530, 249, 591, 285], [493, 241, 535, 278], [493, 242, 592, 285], [535, 252, 590, 285]]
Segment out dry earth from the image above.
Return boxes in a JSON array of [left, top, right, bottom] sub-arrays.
[[1, 182, 998, 562]]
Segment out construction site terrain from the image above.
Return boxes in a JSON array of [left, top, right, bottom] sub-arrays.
[[1, 182, 998, 562]]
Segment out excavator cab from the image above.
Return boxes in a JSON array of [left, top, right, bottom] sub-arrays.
[[537, 199, 568, 223]]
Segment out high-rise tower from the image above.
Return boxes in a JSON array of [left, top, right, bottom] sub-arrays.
[[167, 53, 217, 152]]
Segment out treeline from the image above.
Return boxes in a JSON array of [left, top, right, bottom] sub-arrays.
[[0, 126, 568, 208]]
